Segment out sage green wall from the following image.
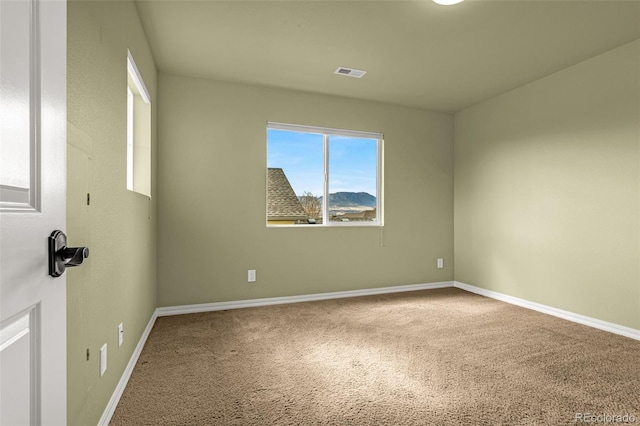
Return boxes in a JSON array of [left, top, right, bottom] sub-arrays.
[[157, 74, 453, 307], [67, 1, 157, 424], [454, 40, 640, 329]]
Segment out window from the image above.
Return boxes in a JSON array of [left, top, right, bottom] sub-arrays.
[[126, 49, 151, 197], [267, 122, 383, 226]]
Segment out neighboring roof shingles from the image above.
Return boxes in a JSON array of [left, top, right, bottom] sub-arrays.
[[267, 168, 308, 221]]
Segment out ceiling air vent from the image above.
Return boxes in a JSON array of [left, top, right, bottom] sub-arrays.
[[334, 67, 367, 78]]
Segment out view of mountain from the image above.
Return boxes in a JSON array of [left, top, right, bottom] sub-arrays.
[[318, 192, 376, 209]]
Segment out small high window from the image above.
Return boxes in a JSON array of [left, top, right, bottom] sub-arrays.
[[126, 49, 151, 197], [267, 122, 383, 226]]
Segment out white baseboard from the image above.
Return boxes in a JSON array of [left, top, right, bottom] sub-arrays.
[[454, 281, 640, 341], [98, 310, 159, 426], [156, 281, 454, 317]]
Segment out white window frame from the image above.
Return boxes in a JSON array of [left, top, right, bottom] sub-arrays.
[[126, 49, 151, 196], [267, 122, 384, 227], [127, 50, 150, 104]]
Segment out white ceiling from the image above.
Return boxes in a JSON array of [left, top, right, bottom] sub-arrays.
[[135, 0, 640, 112]]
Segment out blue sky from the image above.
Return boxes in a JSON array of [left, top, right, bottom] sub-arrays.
[[267, 129, 377, 197]]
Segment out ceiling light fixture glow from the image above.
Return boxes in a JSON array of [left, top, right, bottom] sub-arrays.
[[433, 0, 464, 5]]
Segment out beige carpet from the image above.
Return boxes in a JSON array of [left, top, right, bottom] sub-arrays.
[[110, 288, 639, 425]]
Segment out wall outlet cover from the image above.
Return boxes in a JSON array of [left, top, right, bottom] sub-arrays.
[[118, 323, 124, 347], [100, 343, 107, 377]]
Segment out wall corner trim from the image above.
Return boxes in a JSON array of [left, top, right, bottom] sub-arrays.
[[98, 310, 159, 426], [454, 281, 640, 341], [156, 281, 455, 317]]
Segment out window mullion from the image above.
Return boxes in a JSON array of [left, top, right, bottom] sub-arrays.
[[323, 134, 329, 226]]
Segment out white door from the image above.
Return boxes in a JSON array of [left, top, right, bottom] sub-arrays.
[[0, 0, 67, 425]]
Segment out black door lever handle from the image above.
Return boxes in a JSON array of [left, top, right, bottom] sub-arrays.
[[63, 246, 90, 267], [48, 230, 90, 277]]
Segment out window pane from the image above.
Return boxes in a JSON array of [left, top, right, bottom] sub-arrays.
[[126, 86, 134, 191], [328, 136, 377, 222], [267, 129, 323, 225], [126, 50, 151, 197]]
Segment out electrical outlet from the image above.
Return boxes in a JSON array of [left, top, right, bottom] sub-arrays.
[[118, 323, 124, 347], [437, 258, 444, 269], [100, 343, 107, 377], [248, 269, 256, 283]]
